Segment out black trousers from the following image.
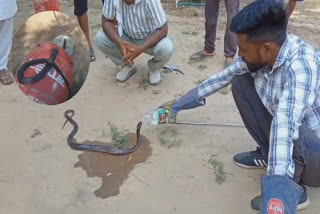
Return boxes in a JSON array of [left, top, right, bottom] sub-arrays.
[[231, 73, 320, 187]]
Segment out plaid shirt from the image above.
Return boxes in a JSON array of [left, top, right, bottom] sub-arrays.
[[197, 34, 320, 178]]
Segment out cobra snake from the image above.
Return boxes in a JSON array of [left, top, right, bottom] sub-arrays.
[[63, 109, 142, 155]]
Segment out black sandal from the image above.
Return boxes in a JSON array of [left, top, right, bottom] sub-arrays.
[[190, 50, 215, 62], [89, 47, 96, 62]]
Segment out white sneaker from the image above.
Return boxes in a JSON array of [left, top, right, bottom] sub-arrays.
[[116, 64, 137, 82], [149, 70, 161, 85]]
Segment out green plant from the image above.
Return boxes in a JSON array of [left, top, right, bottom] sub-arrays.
[[152, 90, 161, 95], [208, 155, 226, 184], [108, 122, 129, 149], [158, 126, 181, 149], [182, 31, 198, 36], [197, 64, 208, 70], [160, 126, 178, 136], [159, 136, 182, 149], [139, 76, 150, 90], [188, 57, 207, 64]]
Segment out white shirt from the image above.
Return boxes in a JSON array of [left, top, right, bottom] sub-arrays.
[[0, 0, 17, 20], [103, 0, 167, 39]]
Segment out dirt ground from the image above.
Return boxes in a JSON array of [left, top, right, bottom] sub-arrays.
[[1, 0, 319, 213]]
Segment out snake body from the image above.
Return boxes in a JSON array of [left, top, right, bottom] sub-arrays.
[[63, 109, 142, 155]]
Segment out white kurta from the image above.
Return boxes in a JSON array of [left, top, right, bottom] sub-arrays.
[[0, 0, 17, 20], [0, 0, 17, 70]]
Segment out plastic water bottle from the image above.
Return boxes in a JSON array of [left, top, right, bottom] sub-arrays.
[[142, 108, 169, 125]]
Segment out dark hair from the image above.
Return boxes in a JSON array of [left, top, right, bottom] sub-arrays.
[[230, 0, 288, 45]]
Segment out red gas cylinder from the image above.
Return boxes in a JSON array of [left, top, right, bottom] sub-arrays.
[[16, 42, 73, 105], [33, 0, 61, 13]]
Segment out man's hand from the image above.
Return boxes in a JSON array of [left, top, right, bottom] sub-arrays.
[[159, 100, 180, 122], [158, 87, 206, 123], [119, 41, 128, 63], [123, 42, 144, 64]]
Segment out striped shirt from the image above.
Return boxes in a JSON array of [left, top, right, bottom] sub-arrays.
[[102, 0, 167, 39], [197, 34, 320, 178]]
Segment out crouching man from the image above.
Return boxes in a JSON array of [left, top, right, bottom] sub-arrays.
[[95, 0, 174, 85], [159, 1, 320, 213]]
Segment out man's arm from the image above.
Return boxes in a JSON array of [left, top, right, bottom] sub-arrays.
[[101, 0, 128, 61], [124, 0, 168, 63], [288, 0, 296, 16], [197, 58, 248, 98], [288, 0, 303, 16], [142, 0, 168, 50], [101, 16, 122, 46], [124, 23, 168, 63], [267, 58, 318, 177], [161, 58, 249, 120], [101, 0, 118, 44], [140, 23, 168, 51], [102, 16, 127, 62]]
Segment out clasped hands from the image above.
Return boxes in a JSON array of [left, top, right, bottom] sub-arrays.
[[120, 41, 144, 65]]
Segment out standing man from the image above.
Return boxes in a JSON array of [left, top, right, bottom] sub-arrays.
[[190, 0, 240, 67], [74, 0, 98, 62], [190, 0, 303, 68], [0, 0, 17, 85], [160, 1, 320, 213], [95, 0, 174, 85]]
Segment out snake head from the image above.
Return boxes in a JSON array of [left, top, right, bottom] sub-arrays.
[[62, 109, 75, 129]]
